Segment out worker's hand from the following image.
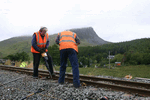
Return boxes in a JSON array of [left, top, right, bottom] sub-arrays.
[[76, 43, 80, 45], [39, 48, 45, 53], [41, 48, 46, 52]]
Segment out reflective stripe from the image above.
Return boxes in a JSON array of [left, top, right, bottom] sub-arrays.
[[59, 32, 75, 39], [73, 32, 75, 38], [59, 40, 76, 44], [36, 32, 47, 45], [60, 35, 75, 39], [37, 32, 39, 43], [37, 41, 46, 45]]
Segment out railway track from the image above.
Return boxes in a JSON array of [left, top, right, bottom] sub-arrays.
[[0, 65, 150, 97]]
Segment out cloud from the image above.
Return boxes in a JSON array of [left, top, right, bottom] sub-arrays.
[[0, 0, 150, 42]]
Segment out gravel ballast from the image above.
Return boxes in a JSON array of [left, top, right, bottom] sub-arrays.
[[0, 69, 150, 100]]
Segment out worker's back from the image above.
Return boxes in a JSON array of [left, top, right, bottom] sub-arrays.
[[58, 31, 78, 52]]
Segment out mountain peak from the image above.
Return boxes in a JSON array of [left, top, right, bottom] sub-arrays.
[[69, 27, 108, 45]]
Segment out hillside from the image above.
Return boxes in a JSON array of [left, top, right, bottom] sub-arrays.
[[77, 38, 150, 66], [0, 27, 108, 57], [70, 27, 108, 45], [78, 38, 150, 57]]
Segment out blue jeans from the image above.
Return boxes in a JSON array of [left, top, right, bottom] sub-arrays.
[[58, 49, 80, 87]]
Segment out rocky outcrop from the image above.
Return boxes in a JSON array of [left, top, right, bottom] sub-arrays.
[[70, 27, 108, 45]]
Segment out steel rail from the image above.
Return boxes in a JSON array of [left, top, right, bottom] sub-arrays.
[[1, 65, 149, 89], [0, 65, 150, 96]]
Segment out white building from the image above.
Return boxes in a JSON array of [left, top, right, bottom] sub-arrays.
[[107, 55, 115, 59]]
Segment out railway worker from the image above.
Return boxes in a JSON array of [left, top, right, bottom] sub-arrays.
[[31, 27, 54, 78], [55, 30, 80, 88]]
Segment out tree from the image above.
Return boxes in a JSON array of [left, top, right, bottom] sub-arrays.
[[95, 53, 102, 63], [4, 51, 30, 62], [19, 51, 30, 61], [99, 58, 108, 67], [115, 54, 124, 62], [142, 53, 150, 65], [78, 56, 88, 67], [124, 52, 131, 64], [48, 44, 60, 65], [130, 52, 143, 65], [4, 54, 15, 61]]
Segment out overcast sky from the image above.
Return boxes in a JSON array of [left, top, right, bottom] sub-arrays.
[[0, 0, 150, 43]]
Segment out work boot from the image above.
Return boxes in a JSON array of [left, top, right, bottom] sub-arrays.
[[51, 73, 56, 76], [58, 82, 64, 85], [33, 76, 38, 79], [73, 83, 81, 88]]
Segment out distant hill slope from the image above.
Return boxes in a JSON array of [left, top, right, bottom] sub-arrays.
[[0, 27, 108, 57], [70, 27, 108, 45]]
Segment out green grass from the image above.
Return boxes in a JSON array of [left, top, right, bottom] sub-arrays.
[[53, 65, 150, 79]]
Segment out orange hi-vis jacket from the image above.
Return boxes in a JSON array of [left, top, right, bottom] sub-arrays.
[[31, 31, 49, 53], [59, 31, 78, 52]]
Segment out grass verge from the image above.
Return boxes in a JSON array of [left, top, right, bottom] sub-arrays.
[[53, 65, 150, 78]]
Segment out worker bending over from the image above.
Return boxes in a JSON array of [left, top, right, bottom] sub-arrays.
[[55, 30, 80, 88]]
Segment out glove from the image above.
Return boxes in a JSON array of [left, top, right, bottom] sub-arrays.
[[39, 48, 45, 53], [41, 48, 46, 52]]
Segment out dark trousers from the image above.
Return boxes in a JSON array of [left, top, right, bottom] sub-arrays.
[[32, 52, 53, 77], [58, 49, 80, 87]]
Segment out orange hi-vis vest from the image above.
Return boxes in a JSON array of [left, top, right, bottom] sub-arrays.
[[31, 31, 49, 53], [59, 31, 78, 52]]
